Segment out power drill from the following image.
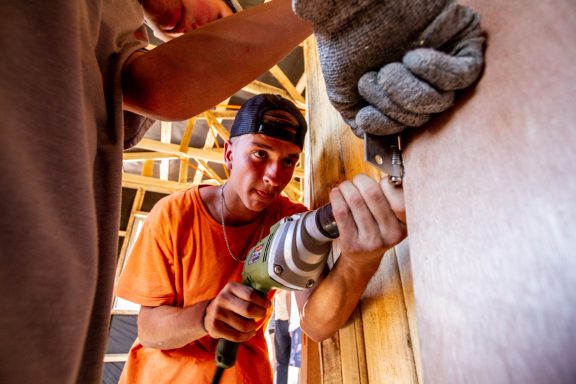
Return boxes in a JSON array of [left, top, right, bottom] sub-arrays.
[[212, 204, 338, 380]]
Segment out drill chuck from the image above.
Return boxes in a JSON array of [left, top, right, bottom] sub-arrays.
[[311, 203, 338, 239]]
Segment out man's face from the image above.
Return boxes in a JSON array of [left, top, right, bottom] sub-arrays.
[[224, 134, 301, 213], [141, 0, 234, 41]]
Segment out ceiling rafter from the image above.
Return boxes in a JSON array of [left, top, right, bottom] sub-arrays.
[[270, 65, 305, 105], [131, 138, 304, 179]]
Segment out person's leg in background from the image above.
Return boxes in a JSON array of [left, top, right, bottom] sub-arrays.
[[266, 315, 277, 380], [274, 319, 291, 384], [287, 327, 302, 384]]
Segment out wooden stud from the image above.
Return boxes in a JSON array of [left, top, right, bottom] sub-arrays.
[[179, 117, 197, 153], [179, 117, 197, 183], [303, 34, 418, 384], [141, 159, 154, 177], [115, 188, 145, 283], [160, 121, 172, 180], [361, 248, 419, 384], [396, 240, 423, 383]]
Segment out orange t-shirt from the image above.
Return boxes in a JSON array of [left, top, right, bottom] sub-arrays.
[[115, 186, 307, 384]]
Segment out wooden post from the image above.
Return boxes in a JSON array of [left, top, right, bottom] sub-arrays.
[[302, 37, 420, 384]]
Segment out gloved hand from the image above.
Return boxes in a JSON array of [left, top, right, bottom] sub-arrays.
[[292, 0, 485, 137]]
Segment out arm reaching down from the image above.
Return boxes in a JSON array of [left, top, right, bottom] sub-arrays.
[[123, 0, 312, 121]]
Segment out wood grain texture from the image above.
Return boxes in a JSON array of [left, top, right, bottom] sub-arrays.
[[396, 240, 423, 384], [403, 1, 576, 383], [301, 334, 322, 384], [303, 36, 418, 384], [362, 247, 419, 384], [303, 35, 345, 384], [338, 308, 369, 384]]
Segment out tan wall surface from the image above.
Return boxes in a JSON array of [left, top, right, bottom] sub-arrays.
[[404, 1, 576, 383]]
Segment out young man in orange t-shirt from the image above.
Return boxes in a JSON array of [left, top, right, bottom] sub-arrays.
[[116, 94, 406, 383]]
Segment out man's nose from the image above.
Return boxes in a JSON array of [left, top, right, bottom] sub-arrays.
[[263, 162, 282, 186]]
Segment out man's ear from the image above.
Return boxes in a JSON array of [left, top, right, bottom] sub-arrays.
[[224, 140, 233, 171]]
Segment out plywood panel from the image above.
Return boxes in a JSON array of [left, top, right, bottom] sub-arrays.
[[403, 1, 576, 383]]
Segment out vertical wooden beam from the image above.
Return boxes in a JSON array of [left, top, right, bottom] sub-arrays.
[[159, 121, 172, 180], [141, 159, 154, 177], [396, 240, 423, 384], [303, 35, 419, 383], [338, 308, 369, 383], [303, 34, 358, 384], [361, 247, 419, 384], [115, 188, 145, 282], [301, 334, 322, 384], [179, 117, 197, 183]]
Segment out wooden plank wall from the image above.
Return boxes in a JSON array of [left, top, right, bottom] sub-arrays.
[[400, 1, 576, 383], [301, 37, 420, 383], [302, 1, 576, 383]]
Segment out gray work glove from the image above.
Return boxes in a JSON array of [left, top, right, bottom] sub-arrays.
[[292, 0, 485, 137]]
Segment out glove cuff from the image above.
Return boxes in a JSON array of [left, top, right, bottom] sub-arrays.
[[292, 0, 374, 35]]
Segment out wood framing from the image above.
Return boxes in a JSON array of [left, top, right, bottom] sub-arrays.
[[302, 36, 420, 383], [115, 188, 145, 282]]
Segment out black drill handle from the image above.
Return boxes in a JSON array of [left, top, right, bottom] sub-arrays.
[[215, 338, 239, 369], [214, 286, 269, 370]]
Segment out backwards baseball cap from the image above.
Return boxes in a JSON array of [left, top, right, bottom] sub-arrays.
[[230, 94, 307, 149]]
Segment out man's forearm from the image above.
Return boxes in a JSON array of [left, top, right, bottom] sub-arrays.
[[296, 255, 382, 342], [123, 0, 312, 121], [137, 301, 209, 350]]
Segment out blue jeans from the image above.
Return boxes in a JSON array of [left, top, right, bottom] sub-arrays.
[[274, 319, 290, 384]]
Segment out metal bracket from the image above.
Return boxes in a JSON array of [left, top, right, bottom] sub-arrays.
[[364, 133, 404, 186]]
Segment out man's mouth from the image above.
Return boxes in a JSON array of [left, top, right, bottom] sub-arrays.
[[255, 189, 275, 199]]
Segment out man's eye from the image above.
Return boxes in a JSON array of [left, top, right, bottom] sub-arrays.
[[253, 150, 266, 159], [283, 159, 295, 167]]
